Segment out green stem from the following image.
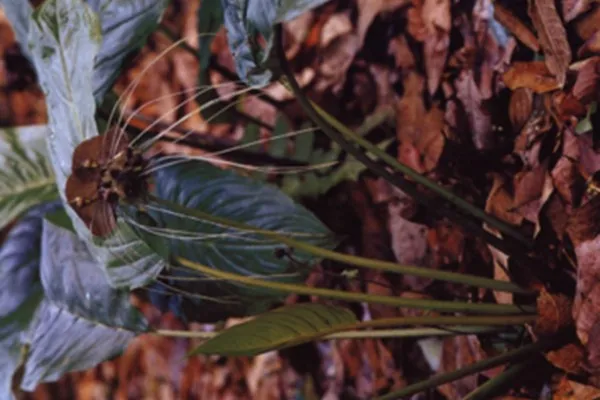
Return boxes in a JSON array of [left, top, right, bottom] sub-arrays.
[[175, 256, 535, 314], [345, 315, 536, 329], [373, 338, 556, 400], [155, 326, 506, 340], [274, 25, 531, 250], [463, 359, 537, 400], [149, 194, 532, 295]]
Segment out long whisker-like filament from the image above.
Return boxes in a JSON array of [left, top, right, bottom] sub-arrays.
[[143, 155, 338, 176], [141, 203, 332, 239], [106, 34, 217, 153], [125, 81, 246, 149], [205, 126, 318, 157], [121, 81, 243, 140], [121, 213, 273, 244], [135, 86, 256, 152], [145, 279, 242, 304], [107, 40, 192, 157]]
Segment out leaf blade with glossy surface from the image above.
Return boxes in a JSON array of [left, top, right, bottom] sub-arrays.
[[0, 126, 58, 232], [221, 0, 330, 86], [190, 303, 357, 356], [27, 0, 165, 288], [145, 161, 337, 322], [19, 220, 148, 390]]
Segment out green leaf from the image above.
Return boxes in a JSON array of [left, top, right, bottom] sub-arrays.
[[0, 203, 60, 397], [145, 161, 337, 322], [27, 0, 164, 288], [19, 220, 148, 390], [0, 126, 58, 232], [43, 208, 75, 233], [196, 0, 233, 123], [28, 0, 102, 228], [221, 0, 330, 86], [190, 303, 357, 356], [198, 0, 224, 70]]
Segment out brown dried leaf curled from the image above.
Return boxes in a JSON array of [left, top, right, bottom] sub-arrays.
[[503, 61, 561, 93], [528, 0, 572, 87]]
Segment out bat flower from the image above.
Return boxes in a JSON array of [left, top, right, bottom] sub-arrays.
[[65, 128, 149, 237]]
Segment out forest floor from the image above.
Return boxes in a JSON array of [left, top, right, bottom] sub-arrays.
[[3, 0, 600, 399]]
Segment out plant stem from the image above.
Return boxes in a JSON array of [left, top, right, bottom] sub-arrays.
[[149, 194, 532, 295], [174, 255, 535, 314], [373, 337, 559, 400], [155, 314, 534, 339], [463, 359, 537, 400], [346, 315, 536, 329], [156, 325, 506, 340], [273, 25, 532, 252]]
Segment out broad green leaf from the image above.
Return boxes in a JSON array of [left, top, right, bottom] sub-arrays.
[[221, 0, 330, 86], [20, 299, 137, 390], [196, 0, 234, 123], [190, 303, 357, 356], [198, 0, 224, 70], [27, 0, 164, 288], [0, 126, 58, 232], [39, 220, 148, 332], [146, 161, 337, 322], [28, 0, 101, 220], [0, 202, 64, 397], [19, 220, 148, 390]]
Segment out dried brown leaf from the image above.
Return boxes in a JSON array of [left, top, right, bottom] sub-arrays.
[[407, 5, 427, 41], [571, 57, 600, 104], [578, 133, 600, 175], [356, 0, 409, 45], [389, 200, 434, 291], [528, 0, 573, 86], [396, 73, 445, 170], [514, 162, 548, 207], [437, 335, 500, 399], [551, 129, 582, 205], [534, 288, 573, 336], [578, 30, 600, 57], [422, 0, 451, 94], [554, 375, 600, 399], [509, 88, 534, 132], [388, 35, 416, 69], [563, 0, 594, 22], [485, 174, 524, 226], [503, 61, 561, 93], [575, 5, 600, 40], [566, 198, 600, 348], [546, 344, 586, 375], [455, 70, 494, 150], [494, 3, 540, 51]]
